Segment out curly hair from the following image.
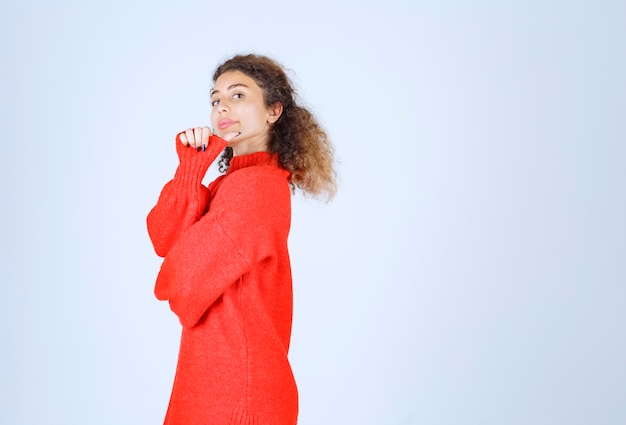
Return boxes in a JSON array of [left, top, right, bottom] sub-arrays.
[[214, 54, 336, 200]]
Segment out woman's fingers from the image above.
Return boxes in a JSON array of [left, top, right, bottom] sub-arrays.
[[184, 128, 196, 147], [222, 131, 241, 142], [200, 126, 211, 149], [179, 127, 213, 150], [193, 127, 203, 148]]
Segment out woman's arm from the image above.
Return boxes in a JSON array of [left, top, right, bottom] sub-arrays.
[[154, 168, 291, 328], [147, 133, 227, 257]]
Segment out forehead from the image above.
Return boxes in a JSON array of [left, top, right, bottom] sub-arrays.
[[213, 70, 261, 92]]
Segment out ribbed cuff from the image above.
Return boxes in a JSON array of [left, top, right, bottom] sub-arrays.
[[173, 134, 228, 188], [229, 406, 260, 425]]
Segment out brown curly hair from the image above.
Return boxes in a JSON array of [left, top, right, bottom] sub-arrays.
[[213, 54, 336, 200]]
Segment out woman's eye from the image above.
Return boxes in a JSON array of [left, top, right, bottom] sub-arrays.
[[233, 93, 243, 100], [211, 99, 219, 107]]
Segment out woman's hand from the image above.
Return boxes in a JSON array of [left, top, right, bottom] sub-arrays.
[[179, 126, 211, 150], [179, 126, 241, 150]]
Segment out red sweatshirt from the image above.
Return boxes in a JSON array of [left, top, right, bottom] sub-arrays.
[[147, 135, 298, 425]]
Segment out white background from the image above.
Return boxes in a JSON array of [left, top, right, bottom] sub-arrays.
[[1, 1, 624, 424]]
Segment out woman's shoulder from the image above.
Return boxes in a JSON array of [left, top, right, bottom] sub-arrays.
[[216, 165, 290, 204], [212, 166, 291, 227], [229, 163, 289, 187]]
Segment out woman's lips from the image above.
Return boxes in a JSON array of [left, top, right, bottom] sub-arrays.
[[218, 118, 237, 130]]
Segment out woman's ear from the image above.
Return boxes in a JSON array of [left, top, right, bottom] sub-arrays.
[[267, 102, 284, 124]]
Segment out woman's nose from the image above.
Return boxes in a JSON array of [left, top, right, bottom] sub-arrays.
[[218, 100, 229, 113]]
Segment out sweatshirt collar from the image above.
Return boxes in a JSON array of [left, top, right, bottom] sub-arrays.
[[227, 151, 280, 173]]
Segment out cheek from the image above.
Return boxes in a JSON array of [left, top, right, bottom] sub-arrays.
[[243, 105, 268, 129], [210, 109, 219, 128]]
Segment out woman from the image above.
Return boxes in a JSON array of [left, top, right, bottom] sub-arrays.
[[147, 54, 336, 425]]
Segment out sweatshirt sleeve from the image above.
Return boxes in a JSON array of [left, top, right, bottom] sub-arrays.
[[147, 134, 227, 257], [153, 167, 291, 328]]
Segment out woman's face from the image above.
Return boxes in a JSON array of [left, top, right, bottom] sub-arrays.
[[210, 70, 281, 156]]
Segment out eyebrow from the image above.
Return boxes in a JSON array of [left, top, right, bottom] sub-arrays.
[[211, 83, 249, 96]]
